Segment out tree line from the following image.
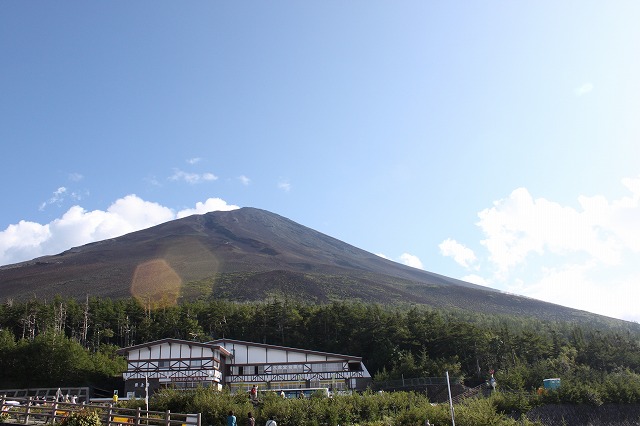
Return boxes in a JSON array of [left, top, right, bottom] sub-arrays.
[[1, 296, 639, 403]]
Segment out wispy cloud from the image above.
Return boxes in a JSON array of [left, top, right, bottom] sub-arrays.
[[187, 157, 202, 165], [0, 195, 240, 266], [238, 175, 251, 186], [169, 169, 218, 184], [278, 180, 291, 192], [575, 82, 594, 96], [145, 175, 162, 187], [442, 176, 640, 322], [68, 173, 84, 182], [39, 187, 67, 210]]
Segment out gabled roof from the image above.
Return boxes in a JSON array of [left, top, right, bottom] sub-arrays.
[[209, 338, 362, 362], [117, 338, 232, 357]]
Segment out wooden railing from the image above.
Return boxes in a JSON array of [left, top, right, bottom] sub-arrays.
[[0, 396, 200, 426], [450, 383, 486, 404], [372, 376, 450, 390]]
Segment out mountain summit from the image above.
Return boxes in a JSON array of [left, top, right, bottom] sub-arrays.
[[0, 207, 621, 324]]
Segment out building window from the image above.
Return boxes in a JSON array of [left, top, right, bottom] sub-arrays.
[[312, 362, 343, 373], [273, 364, 303, 374], [348, 362, 362, 372]]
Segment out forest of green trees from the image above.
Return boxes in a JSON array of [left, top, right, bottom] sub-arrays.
[[1, 296, 639, 406]]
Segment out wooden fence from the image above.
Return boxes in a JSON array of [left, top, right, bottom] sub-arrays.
[[0, 396, 200, 426]]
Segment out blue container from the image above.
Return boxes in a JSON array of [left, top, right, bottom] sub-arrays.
[[543, 378, 561, 390]]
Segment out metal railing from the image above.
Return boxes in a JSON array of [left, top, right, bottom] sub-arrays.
[[0, 388, 90, 402], [0, 396, 200, 426]]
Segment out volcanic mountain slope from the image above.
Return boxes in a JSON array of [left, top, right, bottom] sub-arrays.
[[0, 207, 628, 325]]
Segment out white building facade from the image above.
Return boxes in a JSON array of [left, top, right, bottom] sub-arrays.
[[118, 339, 231, 398], [210, 339, 372, 393]]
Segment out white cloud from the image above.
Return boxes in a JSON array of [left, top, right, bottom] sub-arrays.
[[400, 253, 424, 269], [478, 183, 638, 277], [439, 238, 477, 268], [169, 170, 218, 184], [177, 198, 240, 218], [376, 252, 424, 270], [445, 176, 640, 322], [575, 82, 594, 96], [514, 263, 640, 323], [239, 175, 251, 186], [0, 220, 51, 266], [201, 173, 217, 181], [278, 180, 291, 192], [187, 158, 202, 165], [0, 195, 239, 266]]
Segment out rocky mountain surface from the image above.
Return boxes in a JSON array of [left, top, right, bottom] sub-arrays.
[[0, 207, 628, 326]]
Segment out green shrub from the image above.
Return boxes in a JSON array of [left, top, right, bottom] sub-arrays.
[[453, 398, 517, 426], [59, 409, 102, 426]]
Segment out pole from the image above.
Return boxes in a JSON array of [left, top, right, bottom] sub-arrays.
[[446, 371, 455, 426], [145, 374, 149, 412]]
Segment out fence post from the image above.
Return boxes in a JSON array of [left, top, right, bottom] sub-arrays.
[[197, 412, 201, 426], [23, 396, 32, 424], [164, 410, 171, 426], [51, 402, 58, 424], [107, 403, 114, 426], [135, 407, 141, 426]]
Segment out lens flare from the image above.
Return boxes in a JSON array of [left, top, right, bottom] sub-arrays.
[[131, 259, 182, 309]]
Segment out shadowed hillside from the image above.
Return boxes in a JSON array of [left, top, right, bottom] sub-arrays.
[[0, 207, 631, 327]]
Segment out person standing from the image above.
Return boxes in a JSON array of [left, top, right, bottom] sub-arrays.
[[265, 415, 277, 426], [227, 411, 237, 426], [247, 412, 255, 426]]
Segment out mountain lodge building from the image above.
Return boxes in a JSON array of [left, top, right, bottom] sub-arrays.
[[117, 338, 371, 398]]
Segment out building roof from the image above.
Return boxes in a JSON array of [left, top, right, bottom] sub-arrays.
[[209, 338, 363, 362], [116, 338, 232, 357]]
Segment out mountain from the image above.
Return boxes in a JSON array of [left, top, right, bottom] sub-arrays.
[[0, 207, 630, 326]]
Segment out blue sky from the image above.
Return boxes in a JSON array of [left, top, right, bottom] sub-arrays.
[[1, 1, 639, 322]]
